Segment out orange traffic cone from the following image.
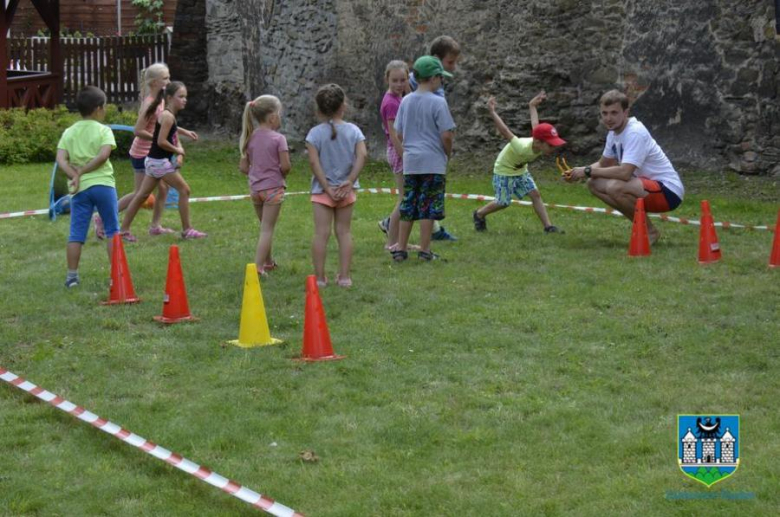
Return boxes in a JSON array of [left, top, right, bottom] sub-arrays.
[[628, 198, 651, 257], [299, 275, 344, 362], [103, 234, 141, 305], [769, 209, 780, 268], [154, 245, 197, 323], [698, 200, 722, 264]]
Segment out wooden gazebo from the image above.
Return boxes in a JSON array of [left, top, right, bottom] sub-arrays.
[[1, 0, 63, 109]]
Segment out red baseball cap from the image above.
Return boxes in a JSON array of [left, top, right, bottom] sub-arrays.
[[532, 123, 566, 146]]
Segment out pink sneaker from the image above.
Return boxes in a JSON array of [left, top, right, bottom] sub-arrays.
[[149, 225, 176, 236], [120, 231, 137, 243], [93, 214, 105, 240], [182, 228, 207, 239]]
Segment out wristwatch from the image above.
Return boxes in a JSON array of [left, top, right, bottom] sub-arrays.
[[584, 166, 592, 178]]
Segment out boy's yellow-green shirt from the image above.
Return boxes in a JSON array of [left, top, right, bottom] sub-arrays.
[[57, 120, 117, 193], [493, 136, 541, 176]]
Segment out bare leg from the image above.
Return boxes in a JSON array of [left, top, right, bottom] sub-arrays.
[[118, 172, 145, 212], [254, 202, 282, 271], [387, 173, 405, 248], [311, 203, 334, 282], [161, 173, 193, 231], [333, 203, 355, 280], [398, 220, 414, 252], [528, 190, 553, 228], [588, 177, 660, 243], [66, 242, 83, 271], [121, 175, 160, 232], [150, 181, 169, 229], [476, 201, 508, 218], [419, 219, 434, 253]]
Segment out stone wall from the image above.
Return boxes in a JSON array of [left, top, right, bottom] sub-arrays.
[[174, 0, 780, 174]]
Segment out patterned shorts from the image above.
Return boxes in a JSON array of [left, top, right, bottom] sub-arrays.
[[251, 186, 285, 206], [145, 157, 177, 179], [400, 174, 445, 221], [387, 145, 403, 174], [493, 172, 537, 206]]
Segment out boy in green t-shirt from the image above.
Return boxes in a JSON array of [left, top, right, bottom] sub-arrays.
[[473, 92, 565, 233], [56, 86, 118, 287]]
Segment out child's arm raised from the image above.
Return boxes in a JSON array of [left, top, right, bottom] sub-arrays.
[[306, 143, 336, 199], [528, 91, 546, 130], [487, 97, 516, 142], [157, 112, 185, 156]]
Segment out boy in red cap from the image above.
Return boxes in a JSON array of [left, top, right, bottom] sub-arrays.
[[473, 91, 565, 233]]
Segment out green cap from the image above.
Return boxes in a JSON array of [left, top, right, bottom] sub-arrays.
[[413, 56, 454, 80]]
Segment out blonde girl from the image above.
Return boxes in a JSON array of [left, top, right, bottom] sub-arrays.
[[120, 82, 207, 240], [239, 95, 291, 275], [305, 84, 367, 287], [378, 60, 409, 250]]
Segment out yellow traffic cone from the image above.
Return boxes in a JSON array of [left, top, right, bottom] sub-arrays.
[[228, 264, 283, 348]]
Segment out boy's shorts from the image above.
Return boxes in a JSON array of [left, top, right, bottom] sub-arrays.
[[493, 172, 537, 206], [640, 177, 682, 212], [251, 186, 285, 206], [387, 145, 403, 174], [400, 174, 445, 221], [145, 157, 177, 179], [130, 155, 146, 172], [311, 191, 357, 208], [69, 185, 119, 243]]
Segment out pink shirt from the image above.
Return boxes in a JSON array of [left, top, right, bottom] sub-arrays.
[[129, 97, 165, 159], [380, 91, 402, 148], [247, 128, 289, 193]]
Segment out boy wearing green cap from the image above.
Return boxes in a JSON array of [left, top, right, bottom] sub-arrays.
[[392, 56, 456, 262]]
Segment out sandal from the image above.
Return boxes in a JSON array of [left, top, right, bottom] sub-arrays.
[[418, 250, 444, 262], [391, 250, 408, 262], [263, 260, 278, 271], [336, 275, 352, 288], [182, 228, 207, 239], [316, 277, 328, 288], [93, 214, 105, 240], [149, 225, 176, 236], [120, 231, 137, 243]]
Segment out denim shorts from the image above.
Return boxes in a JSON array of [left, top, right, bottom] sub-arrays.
[[400, 174, 445, 221], [130, 155, 146, 172], [69, 185, 119, 243], [493, 172, 537, 206]]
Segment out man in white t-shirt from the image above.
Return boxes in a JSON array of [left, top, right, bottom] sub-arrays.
[[566, 90, 684, 244]]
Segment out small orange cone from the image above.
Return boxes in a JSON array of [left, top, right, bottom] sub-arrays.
[[769, 209, 780, 268], [299, 275, 344, 362], [698, 200, 722, 264], [154, 245, 197, 323], [628, 198, 651, 257], [103, 234, 141, 305]]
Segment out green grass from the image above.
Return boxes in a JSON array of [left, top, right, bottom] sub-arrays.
[[1, 139, 779, 516]]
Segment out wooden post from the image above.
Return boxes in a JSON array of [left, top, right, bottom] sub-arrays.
[[49, 0, 61, 105], [1, 2, 8, 108]]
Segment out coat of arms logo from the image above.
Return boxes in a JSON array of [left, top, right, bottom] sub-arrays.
[[678, 415, 739, 487]]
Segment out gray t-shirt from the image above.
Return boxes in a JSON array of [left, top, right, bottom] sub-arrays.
[[305, 121, 366, 194], [394, 91, 456, 175]]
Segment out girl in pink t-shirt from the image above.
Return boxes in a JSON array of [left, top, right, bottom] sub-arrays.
[[379, 60, 409, 250], [239, 95, 291, 275]]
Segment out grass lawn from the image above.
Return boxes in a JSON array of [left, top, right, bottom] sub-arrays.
[[1, 139, 778, 516]]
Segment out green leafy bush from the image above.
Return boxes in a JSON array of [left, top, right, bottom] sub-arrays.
[[0, 105, 137, 164]]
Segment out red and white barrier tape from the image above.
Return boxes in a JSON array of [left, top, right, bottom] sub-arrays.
[[1, 188, 774, 231], [0, 366, 303, 517]]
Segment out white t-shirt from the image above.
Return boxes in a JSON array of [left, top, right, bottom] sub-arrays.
[[603, 117, 684, 199]]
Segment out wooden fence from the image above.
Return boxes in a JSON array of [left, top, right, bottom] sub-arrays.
[[6, 33, 171, 107]]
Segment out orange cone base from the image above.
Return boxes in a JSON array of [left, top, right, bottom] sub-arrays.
[[296, 353, 345, 362], [101, 297, 141, 306], [227, 337, 284, 349], [154, 315, 199, 324]]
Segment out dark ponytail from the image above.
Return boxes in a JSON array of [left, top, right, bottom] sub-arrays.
[[315, 84, 346, 140]]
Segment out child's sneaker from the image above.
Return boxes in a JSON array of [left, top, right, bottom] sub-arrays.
[[378, 217, 390, 234], [64, 276, 80, 288], [432, 225, 457, 241], [182, 228, 207, 239], [120, 231, 137, 243], [418, 250, 444, 261], [391, 250, 408, 262], [149, 225, 176, 236], [544, 225, 564, 234], [93, 214, 105, 240], [473, 210, 487, 232]]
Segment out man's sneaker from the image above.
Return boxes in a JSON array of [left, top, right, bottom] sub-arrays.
[[64, 276, 80, 288], [418, 250, 444, 261], [378, 217, 390, 234], [473, 210, 487, 232], [544, 225, 564, 234], [432, 225, 457, 241]]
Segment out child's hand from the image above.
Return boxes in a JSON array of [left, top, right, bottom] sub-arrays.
[[68, 176, 80, 194], [487, 97, 497, 112], [188, 131, 199, 142], [529, 91, 547, 107], [176, 146, 186, 157], [177, 155, 184, 167], [334, 181, 353, 200]]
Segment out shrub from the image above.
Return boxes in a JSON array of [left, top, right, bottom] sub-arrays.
[[0, 105, 137, 164]]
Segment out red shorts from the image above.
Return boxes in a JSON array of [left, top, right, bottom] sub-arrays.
[[640, 177, 681, 213], [310, 191, 356, 208]]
